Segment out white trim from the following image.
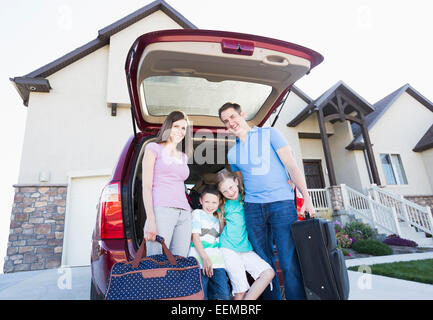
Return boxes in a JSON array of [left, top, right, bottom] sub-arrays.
[[61, 170, 112, 268], [66, 169, 113, 179], [380, 153, 408, 186]]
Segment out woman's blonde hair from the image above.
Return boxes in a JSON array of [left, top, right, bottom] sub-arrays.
[[215, 169, 245, 216]]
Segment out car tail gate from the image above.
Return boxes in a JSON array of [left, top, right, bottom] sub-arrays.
[[125, 29, 323, 132]]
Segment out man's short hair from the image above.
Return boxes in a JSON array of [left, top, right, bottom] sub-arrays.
[[218, 102, 242, 120]]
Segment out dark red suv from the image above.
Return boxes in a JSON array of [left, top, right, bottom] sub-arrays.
[[90, 29, 323, 300]]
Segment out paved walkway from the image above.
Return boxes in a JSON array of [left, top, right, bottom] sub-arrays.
[[347, 252, 433, 300], [345, 251, 433, 268], [0, 252, 432, 300]]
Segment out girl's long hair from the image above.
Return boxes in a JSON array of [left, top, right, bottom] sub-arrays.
[[154, 111, 193, 158], [215, 169, 245, 216]]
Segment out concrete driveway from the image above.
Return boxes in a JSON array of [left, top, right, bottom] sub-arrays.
[[0, 252, 432, 300], [0, 266, 91, 300]]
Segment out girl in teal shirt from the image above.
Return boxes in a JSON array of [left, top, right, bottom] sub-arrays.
[[216, 169, 274, 300]]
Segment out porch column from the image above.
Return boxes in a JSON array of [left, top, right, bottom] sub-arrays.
[[360, 121, 381, 186], [317, 108, 337, 186]]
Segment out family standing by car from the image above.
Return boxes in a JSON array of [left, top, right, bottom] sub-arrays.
[[141, 106, 316, 300]]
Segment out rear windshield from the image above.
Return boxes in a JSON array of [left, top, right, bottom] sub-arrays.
[[140, 76, 272, 120]]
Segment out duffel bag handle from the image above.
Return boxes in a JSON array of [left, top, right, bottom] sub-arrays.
[[131, 235, 177, 269]]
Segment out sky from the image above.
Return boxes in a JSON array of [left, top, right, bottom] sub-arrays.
[[0, 0, 432, 273]]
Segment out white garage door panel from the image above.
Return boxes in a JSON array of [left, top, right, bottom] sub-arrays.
[[62, 175, 111, 267]]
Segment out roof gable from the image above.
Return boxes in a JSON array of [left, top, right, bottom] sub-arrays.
[[10, 0, 196, 106], [351, 83, 433, 144], [287, 80, 374, 127], [413, 124, 433, 152]]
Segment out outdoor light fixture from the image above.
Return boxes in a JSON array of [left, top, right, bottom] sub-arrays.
[[39, 170, 50, 182]]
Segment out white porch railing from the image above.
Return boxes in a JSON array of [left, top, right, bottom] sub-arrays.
[[307, 188, 332, 219], [340, 184, 401, 235], [367, 184, 433, 236]]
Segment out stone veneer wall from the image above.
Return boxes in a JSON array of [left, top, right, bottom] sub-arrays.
[[327, 185, 345, 212], [3, 185, 67, 273], [404, 195, 433, 212]]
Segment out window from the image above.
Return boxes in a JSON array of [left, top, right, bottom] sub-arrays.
[[140, 76, 272, 120], [380, 154, 408, 185]]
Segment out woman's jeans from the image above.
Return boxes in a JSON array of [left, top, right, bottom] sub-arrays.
[[144, 206, 192, 257], [244, 199, 306, 300]]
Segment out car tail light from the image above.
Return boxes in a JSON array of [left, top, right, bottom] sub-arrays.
[[99, 182, 124, 239]]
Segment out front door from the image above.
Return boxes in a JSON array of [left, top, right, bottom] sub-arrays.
[[303, 160, 325, 188]]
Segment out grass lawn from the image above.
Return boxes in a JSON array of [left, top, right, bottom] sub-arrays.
[[348, 259, 433, 285]]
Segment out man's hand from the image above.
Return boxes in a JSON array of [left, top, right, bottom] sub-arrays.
[[299, 197, 316, 218]]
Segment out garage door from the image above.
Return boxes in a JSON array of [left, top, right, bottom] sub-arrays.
[[62, 174, 111, 267]]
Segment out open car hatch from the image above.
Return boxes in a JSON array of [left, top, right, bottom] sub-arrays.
[[125, 29, 323, 132]]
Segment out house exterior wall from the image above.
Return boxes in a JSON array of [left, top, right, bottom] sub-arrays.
[[17, 47, 131, 185], [106, 11, 183, 106], [269, 93, 308, 170], [328, 120, 370, 191], [4, 186, 67, 272], [4, 11, 185, 273], [421, 148, 433, 192], [368, 92, 433, 196], [268, 92, 334, 176], [298, 138, 330, 187]]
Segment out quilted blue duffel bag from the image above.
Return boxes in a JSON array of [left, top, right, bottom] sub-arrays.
[[105, 235, 203, 300]]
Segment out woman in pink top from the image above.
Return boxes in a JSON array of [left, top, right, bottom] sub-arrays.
[[142, 111, 193, 257]]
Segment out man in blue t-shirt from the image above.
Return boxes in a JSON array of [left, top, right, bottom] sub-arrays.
[[218, 102, 316, 300]]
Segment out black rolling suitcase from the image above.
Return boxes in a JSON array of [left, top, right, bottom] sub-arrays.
[[290, 214, 350, 300]]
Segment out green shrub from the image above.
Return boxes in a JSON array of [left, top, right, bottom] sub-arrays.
[[344, 221, 374, 241], [352, 239, 393, 256]]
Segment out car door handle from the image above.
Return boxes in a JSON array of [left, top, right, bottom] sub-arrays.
[[262, 55, 289, 66]]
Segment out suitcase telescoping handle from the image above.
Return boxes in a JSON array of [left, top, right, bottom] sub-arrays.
[[131, 235, 177, 269]]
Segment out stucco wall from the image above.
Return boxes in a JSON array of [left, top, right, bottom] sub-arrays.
[[298, 138, 330, 187], [368, 92, 433, 196], [18, 46, 132, 184], [421, 148, 433, 192], [106, 10, 183, 106], [268, 92, 334, 173], [328, 120, 370, 191], [18, 11, 183, 185]]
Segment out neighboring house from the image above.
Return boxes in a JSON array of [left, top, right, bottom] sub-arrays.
[[5, 0, 433, 273]]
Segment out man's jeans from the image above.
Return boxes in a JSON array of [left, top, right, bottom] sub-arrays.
[[244, 199, 306, 300]]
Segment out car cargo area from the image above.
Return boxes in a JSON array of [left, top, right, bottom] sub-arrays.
[[130, 134, 236, 247]]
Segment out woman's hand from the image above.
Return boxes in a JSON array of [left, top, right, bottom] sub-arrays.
[[144, 217, 157, 241]]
